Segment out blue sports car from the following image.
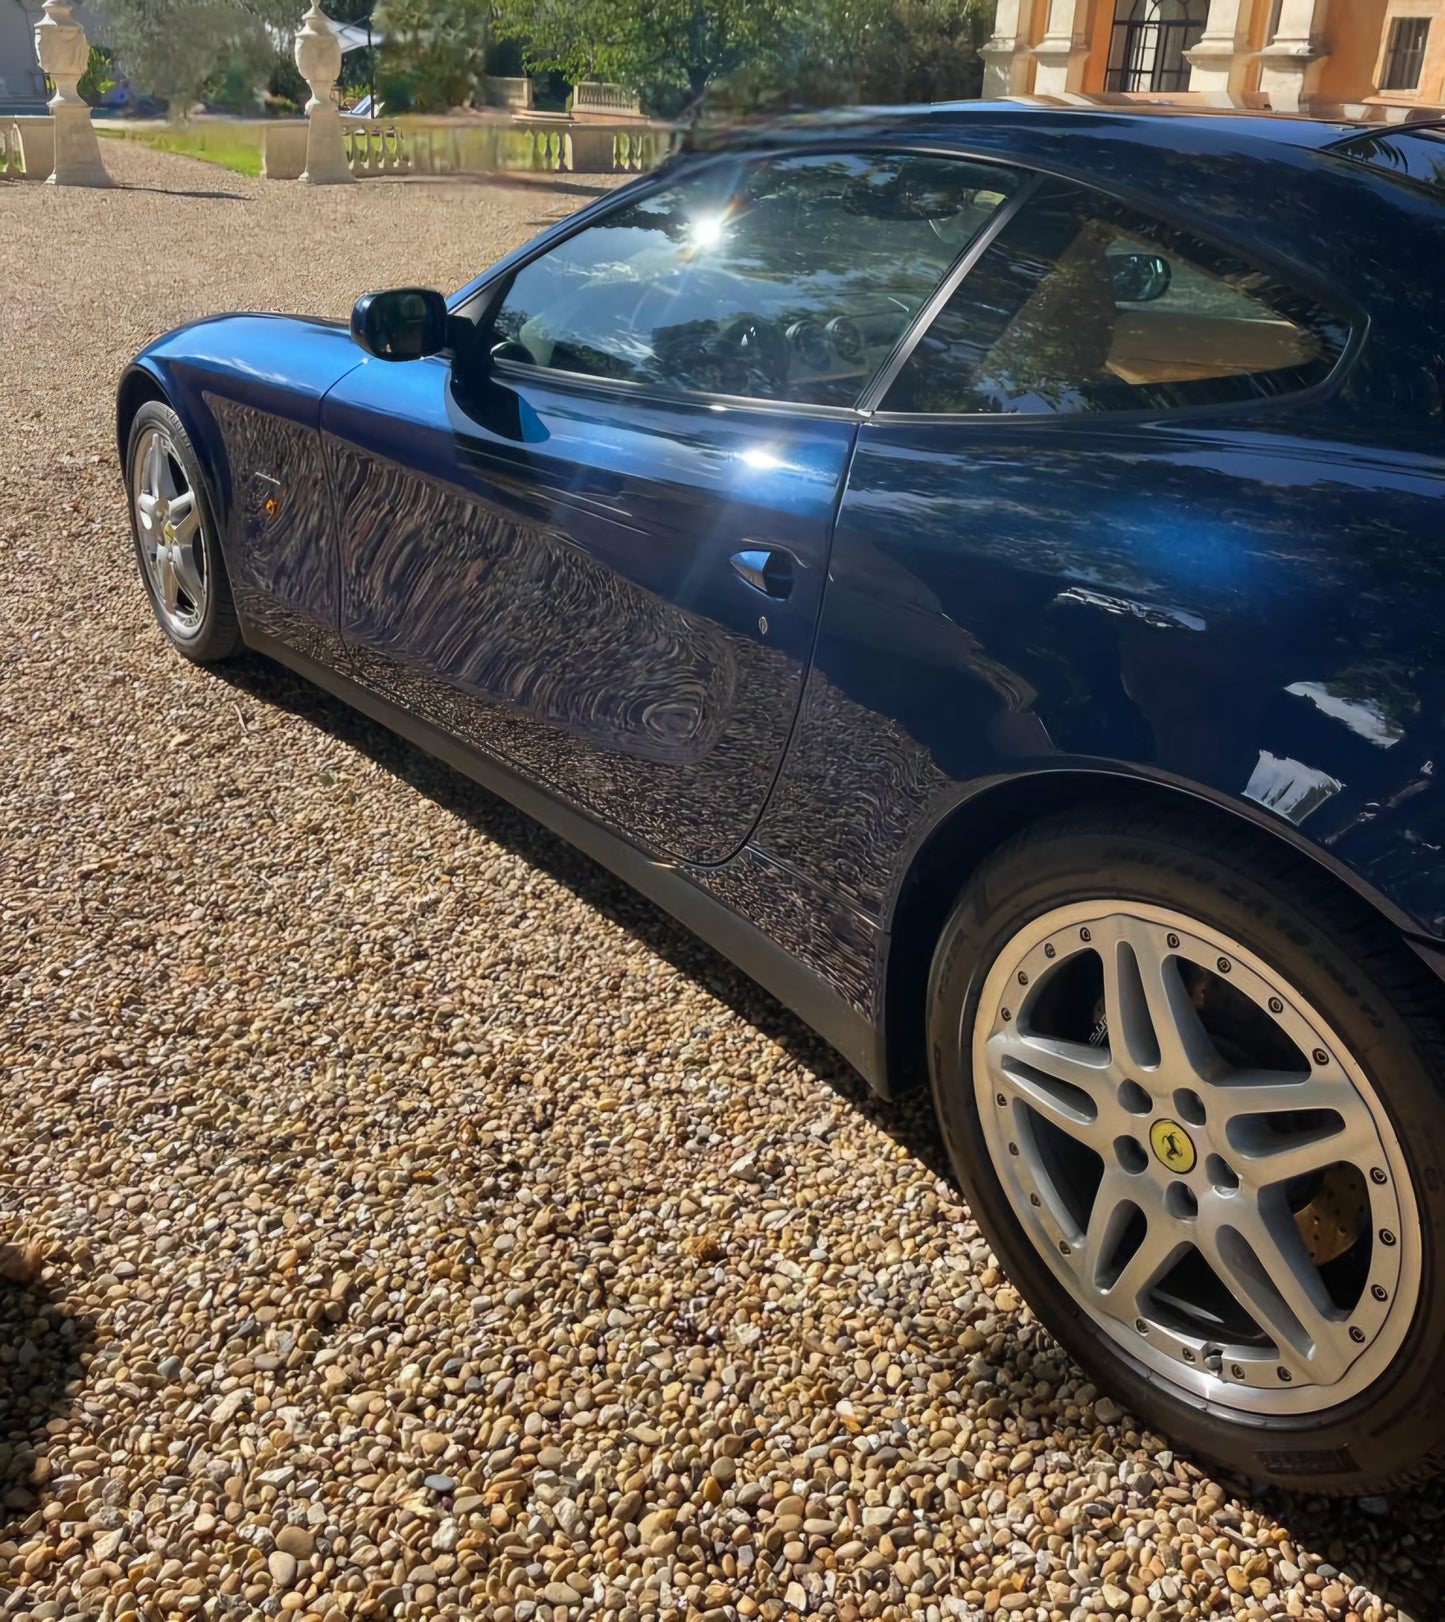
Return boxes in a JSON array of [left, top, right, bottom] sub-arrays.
[[118, 104, 1445, 1494]]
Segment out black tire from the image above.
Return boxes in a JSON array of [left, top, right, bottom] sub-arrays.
[[927, 807, 1445, 1495], [126, 400, 242, 663]]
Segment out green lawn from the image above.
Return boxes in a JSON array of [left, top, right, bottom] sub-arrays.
[[99, 122, 267, 177]]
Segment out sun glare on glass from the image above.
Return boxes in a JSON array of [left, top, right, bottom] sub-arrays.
[[689, 213, 728, 250]]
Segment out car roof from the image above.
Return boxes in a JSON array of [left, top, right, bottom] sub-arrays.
[[675, 100, 1445, 333], [688, 99, 1427, 156]]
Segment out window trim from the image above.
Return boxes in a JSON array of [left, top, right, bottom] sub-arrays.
[[864, 178, 1361, 428], [856, 179, 1039, 414], [451, 144, 1034, 422]]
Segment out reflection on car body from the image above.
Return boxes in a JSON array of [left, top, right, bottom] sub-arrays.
[[118, 103, 1445, 1497]]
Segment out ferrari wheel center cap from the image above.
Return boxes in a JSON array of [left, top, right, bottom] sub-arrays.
[[1149, 1117, 1196, 1174]]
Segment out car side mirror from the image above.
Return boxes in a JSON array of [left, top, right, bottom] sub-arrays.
[[1109, 253, 1172, 303], [350, 287, 449, 361]]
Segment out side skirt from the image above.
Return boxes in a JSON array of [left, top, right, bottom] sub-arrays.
[[245, 630, 889, 1091]]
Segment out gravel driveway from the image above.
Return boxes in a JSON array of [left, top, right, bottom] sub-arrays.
[[0, 143, 1438, 1622]]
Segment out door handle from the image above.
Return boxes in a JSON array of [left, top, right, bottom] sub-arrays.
[[729, 547, 795, 599]]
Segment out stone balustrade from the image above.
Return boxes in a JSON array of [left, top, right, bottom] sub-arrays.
[[0, 115, 55, 180], [342, 121, 410, 175], [264, 115, 677, 181], [571, 81, 643, 118], [489, 76, 533, 111]]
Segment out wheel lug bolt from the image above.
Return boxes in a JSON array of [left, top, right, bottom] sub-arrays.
[[1029, 1193, 1040, 1207], [996, 1093, 1006, 1106], [1135, 1318, 1147, 1334], [1001, 1008, 1011, 1022], [1231, 1363, 1244, 1379], [1080, 928, 1091, 942], [1044, 944, 1056, 958], [1008, 1142, 1019, 1156], [1349, 1326, 1365, 1344], [1370, 1167, 1387, 1185], [1182, 1348, 1195, 1362], [1016, 970, 1028, 986], [1313, 1048, 1330, 1066], [1268, 996, 1283, 1014], [1372, 1284, 1388, 1302], [1217, 957, 1231, 973], [1059, 1241, 1071, 1256], [1380, 1229, 1397, 1246], [1166, 933, 1180, 949], [1277, 1366, 1292, 1381]]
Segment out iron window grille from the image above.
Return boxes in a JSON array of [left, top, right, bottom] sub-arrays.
[[1381, 16, 1431, 91], [1106, 1, 1208, 94]]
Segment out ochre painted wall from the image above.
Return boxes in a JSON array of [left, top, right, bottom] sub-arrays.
[[1082, 0, 1117, 94], [1318, 0, 1394, 103]]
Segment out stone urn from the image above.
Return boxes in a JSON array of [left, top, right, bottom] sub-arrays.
[[294, 1, 354, 183], [32, 0, 109, 185]]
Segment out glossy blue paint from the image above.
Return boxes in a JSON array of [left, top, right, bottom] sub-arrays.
[[320, 358, 855, 865], [120, 313, 363, 667], [117, 105, 1445, 1092]]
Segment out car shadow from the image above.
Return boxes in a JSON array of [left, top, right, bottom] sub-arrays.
[[214, 650, 954, 1189], [215, 650, 1445, 1606], [1228, 1481, 1443, 1620], [0, 1255, 93, 1563]]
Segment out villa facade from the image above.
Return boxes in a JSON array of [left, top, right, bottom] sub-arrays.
[[982, 0, 1445, 119]]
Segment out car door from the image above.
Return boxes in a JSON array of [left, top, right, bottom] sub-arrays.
[[766, 171, 1445, 926], [321, 149, 1024, 866]]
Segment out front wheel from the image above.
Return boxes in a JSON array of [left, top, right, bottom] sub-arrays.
[[927, 809, 1445, 1494], [126, 400, 241, 663]]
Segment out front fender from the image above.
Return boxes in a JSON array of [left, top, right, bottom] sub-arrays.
[[118, 313, 365, 666]]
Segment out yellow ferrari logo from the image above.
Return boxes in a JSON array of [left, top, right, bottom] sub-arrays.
[[1149, 1118, 1196, 1173]]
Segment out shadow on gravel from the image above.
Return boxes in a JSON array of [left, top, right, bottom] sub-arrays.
[[0, 1262, 94, 1556], [217, 652, 1445, 1609], [1239, 1483, 1445, 1621], [119, 184, 253, 201], [396, 175, 621, 199], [216, 651, 954, 1188]]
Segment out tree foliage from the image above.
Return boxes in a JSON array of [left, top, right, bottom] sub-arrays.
[[372, 0, 489, 110], [754, 0, 993, 108], [102, 0, 298, 112], [492, 0, 993, 114], [102, 0, 994, 120], [491, 0, 790, 110]]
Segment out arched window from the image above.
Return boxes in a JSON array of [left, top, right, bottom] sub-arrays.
[[1107, 0, 1208, 92]]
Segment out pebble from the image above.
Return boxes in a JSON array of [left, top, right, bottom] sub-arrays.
[[267, 1550, 298, 1588]]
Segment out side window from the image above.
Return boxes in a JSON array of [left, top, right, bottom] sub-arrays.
[[881, 178, 1350, 416], [487, 153, 1023, 408]]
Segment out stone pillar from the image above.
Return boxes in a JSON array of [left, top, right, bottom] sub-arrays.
[[1032, 0, 1094, 97], [980, 0, 1035, 98], [1185, 0, 1253, 104], [1256, 0, 1331, 113], [32, 0, 108, 187], [295, 1, 354, 184]]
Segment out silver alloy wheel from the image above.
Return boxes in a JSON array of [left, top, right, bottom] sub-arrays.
[[973, 901, 1420, 1416], [132, 425, 207, 637]]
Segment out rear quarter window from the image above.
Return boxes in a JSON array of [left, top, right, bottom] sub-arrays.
[[881, 177, 1351, 418]]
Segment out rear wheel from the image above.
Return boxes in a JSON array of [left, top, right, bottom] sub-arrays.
[[927, 810, 1445, 1493], [126, 400, 241, 662]]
